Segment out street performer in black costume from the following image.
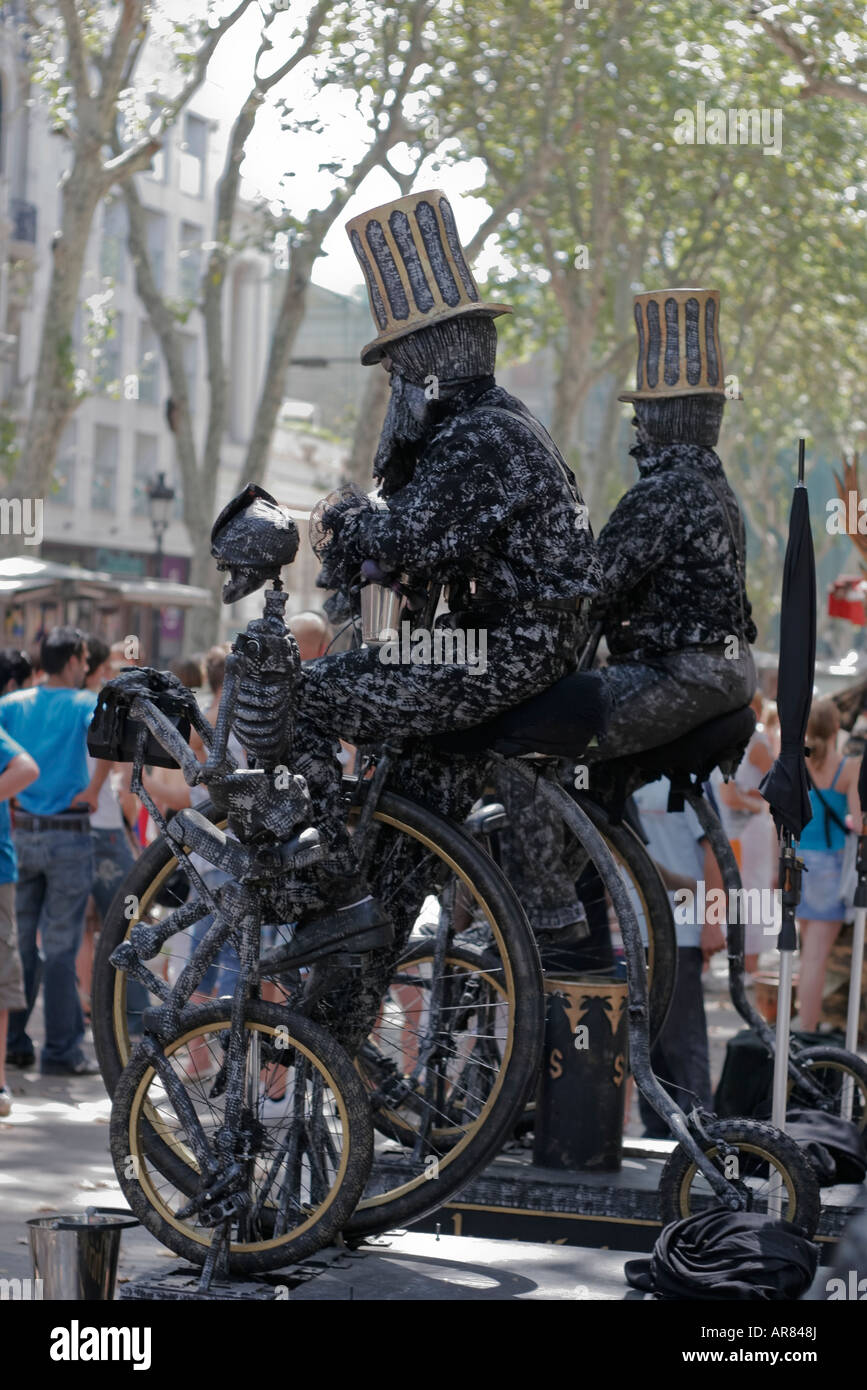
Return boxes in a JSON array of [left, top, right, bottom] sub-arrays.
[[588, 288, 757, 755], [242, 190, 604, 1034]]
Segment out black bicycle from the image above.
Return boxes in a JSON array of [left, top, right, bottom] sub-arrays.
[[93, 520, 823, 1269]]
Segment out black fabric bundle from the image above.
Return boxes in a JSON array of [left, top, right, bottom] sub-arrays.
[[784, 1109, 867, 1186], [624, 1210, 818, 1300]]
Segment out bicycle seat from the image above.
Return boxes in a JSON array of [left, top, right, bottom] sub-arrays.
[[429, 671, 611, 759], [599, 704, 757, 787]]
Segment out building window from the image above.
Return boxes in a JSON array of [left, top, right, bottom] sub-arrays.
[[94, 311, 123, 393], [92, 425, 118, 512], [144, 209, 167, 291], [180, 113, 207, 197], [53, 422, 76, 505], [132, 433, 158, 515], [99, 199, 126, 282], [138, 321, 159, 404], [149, 146, 167, 182], [147, 138, 168, 184], [179, 221, 203, 299]]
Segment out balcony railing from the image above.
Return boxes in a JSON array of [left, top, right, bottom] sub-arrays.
[[10, 199, 37, 245]]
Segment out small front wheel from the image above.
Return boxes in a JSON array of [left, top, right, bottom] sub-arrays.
[[789, 1045, 867, 1132], [658, 1117, 821, 1237], [109, 1000, 373, 1274]]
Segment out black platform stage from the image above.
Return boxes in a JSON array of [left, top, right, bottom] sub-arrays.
[[382, 1138, 864, 1252]]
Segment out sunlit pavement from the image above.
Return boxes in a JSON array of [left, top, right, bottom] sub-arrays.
[[0, 1039, 167, 1285]]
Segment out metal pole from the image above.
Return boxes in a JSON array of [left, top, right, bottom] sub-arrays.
[[844, 828, 867, 1120], [769, 832, 800, 1219], [152, 530, 163, 668]]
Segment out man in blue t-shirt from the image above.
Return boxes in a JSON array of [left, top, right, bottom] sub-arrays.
[[0, 627, 101, 1075], [0, 727, 39, 1113]]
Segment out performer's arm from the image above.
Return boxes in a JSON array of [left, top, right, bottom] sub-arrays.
[[594, 478, 680, 608], [345, 438, 511, 573]]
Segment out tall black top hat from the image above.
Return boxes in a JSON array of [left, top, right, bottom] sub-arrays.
[[619, 288, 739, 401], [346, 189, 512, 365]]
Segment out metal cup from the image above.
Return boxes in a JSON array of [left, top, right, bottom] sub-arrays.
[[360, 581, 406, 647], [27, 1209, 139, 1300]]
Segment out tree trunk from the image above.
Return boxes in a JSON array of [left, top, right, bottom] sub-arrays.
[[5, 155, 102, 553], [343, 368, 390, 488], [575, 372, 628, 521], [241, 236, 321, 490], [185, 513, 222, 652]]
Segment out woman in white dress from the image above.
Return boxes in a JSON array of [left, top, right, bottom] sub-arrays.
[[713, 692, 776, 974]]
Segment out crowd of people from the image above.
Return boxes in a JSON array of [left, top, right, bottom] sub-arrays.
[[0, 610, 333, 1116]]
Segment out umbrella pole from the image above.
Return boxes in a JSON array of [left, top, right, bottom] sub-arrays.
[[843, 831, 867, 1120], [769, 832, 801, 1219]]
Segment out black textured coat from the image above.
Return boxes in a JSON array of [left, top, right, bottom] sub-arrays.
[[334, 376, 604, 610], [594, 442, 757, 658]]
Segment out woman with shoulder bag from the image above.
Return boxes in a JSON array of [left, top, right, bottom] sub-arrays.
[[796, 698, 861, 1031]]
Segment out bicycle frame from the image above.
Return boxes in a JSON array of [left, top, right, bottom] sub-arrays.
[[493, 754, 743, 1208], [686, 789, 829, 1105], [573, 623, 833, 1112]]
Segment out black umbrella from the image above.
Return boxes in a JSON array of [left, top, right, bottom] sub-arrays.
[[759, 441, 816, 839], [758, 441, 816, 1175]]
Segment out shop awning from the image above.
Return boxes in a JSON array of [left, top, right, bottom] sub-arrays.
[[0, 558, 213, 608]]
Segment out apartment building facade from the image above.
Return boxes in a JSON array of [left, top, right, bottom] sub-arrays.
[[0, 13, 368, 653]]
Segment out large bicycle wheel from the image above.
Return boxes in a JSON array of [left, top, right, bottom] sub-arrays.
[[110, 999, 373, 1274], [93, 788, 545, 1237], [353, 936, 510, 1151], [522, 795, 678, 1045], [572, 798, 677, 1049], [658, 1117, 821, 1236]]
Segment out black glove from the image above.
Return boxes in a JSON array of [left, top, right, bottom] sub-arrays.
[[310, 486, 375, 592]]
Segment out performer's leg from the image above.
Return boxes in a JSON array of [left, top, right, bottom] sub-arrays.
[[589, 647, 756, 759], [292, 612, 582, 1050]]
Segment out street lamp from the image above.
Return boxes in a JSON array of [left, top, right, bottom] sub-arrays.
[[147, 470, 175, 667]]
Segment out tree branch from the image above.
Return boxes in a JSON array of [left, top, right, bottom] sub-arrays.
[[254, 0, 332, 92], [752, 8, 867, 106], [155, 0, 258, 132], [97, 0, 145, 130], [57, 0, 92, 110]]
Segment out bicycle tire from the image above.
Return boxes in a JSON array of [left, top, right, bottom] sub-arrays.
[[789, 1045, 867, 1132], [658, 1117, 821, 1237], [109, 999, 373, 1274], [93, 788, 546, 1237]]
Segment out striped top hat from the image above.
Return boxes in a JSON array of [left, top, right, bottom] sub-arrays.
[[619, 288, 733, 401], [346, 189, 512, 365]]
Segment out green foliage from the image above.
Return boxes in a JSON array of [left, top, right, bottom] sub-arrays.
[[0, 415, 21, 483], [406, 0, 867, 644]]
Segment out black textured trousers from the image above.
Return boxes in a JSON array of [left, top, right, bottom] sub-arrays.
[[292, 609, 583, 1048]]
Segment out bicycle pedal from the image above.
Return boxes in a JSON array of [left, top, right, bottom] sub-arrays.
[[338, 949, 377, 969]]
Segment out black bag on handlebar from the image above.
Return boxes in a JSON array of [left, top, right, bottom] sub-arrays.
[[87, 667, 197, 769]]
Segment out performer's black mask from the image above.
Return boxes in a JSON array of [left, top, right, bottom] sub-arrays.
[[373, 315, 498, 492], [629, 395, 725, 463]]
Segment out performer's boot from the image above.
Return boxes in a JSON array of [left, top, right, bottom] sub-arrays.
[[258, 869, 393, 975]]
